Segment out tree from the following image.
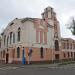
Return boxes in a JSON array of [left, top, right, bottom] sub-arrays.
[[68, 17, 75, 35]]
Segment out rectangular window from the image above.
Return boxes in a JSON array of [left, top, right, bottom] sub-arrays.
[[67, 43, 69, 49]]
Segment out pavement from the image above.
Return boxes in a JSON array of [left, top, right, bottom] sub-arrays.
[[0, 63, 75, 75]]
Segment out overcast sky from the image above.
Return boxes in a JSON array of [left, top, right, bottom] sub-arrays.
[[0, 0, 75, 39]]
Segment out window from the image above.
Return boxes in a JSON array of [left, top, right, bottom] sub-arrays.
[[40, 47, 44, 58], [44, 32, 47, 44], [73, 43, 75, 49], [55, 40, 59, 51], [1, 51, 2, 58], [71, 52, 72, 57], [68, 52, 69, 58], [3, 50, 5, 58], [54, 32, 58, 38], [40, 31, 42, 43], [64, 53, 66, 58], [37, 31, 47, 44], [7, 36, 9, 47], [17, 28, 21, 42], [63, 43, 66, 49], [10, 22, 14, 26], [13, 33, 15, 43], [17, 47, 20, 58], [4, 35, 6, 46], [67, 43, 69, 49], [54, 24, 58, 31], [0, 41, 1, 48], [10, 32, 12, 44], [70, 43, 72, 49]]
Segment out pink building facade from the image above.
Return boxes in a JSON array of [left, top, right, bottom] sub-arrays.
[[0, 6, 72, 64]]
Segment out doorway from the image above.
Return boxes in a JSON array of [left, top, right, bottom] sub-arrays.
[[55, 54, 59, 60], [6, 53, 9, 64]]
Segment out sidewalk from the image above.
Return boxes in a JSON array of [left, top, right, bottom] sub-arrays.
[[0, 63, 59, 68]]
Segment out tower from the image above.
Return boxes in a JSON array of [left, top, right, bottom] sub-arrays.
[[41, 6, 53, 19]]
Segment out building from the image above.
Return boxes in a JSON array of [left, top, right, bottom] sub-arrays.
[[0, 6, 68, 64], [61, 38, 75, 61]]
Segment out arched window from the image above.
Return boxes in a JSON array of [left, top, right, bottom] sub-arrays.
[[7, 36, 9, 47], [1, 51, 2, 58], [17, 47, 20, 58], [4, 35, 6, 46], [0, 41, 1, 48], [40, 47, 44, 58], [17, 27, 21, 42], [10, 32, 12, 44], [13, 33, 15, 43], [55, 40, 59, 51]]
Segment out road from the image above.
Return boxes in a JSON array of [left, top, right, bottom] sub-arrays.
[[0, 64, 75, 75]]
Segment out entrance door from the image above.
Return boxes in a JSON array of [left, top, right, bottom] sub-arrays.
[[6, 53, 9, 64]]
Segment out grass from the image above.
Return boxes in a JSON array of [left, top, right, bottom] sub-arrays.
[[58, 61, 75, 66]]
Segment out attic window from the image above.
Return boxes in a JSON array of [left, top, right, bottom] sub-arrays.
[[10, 22, 14, 26]]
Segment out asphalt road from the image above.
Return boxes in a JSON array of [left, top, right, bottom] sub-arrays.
[[0, 64, 75, 75]]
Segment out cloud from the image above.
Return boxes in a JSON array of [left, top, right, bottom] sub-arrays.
[[0, 0, 75, 39]]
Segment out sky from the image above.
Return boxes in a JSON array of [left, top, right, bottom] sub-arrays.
[[0, 0, 75, 39]]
